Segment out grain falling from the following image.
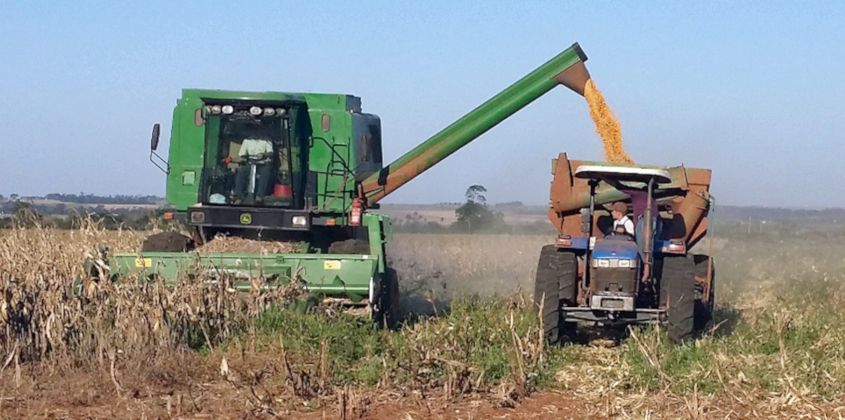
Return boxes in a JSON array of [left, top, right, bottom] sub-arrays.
[[584, 79, 634, 164]]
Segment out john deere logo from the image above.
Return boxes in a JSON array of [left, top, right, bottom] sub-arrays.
[[240, 213, 252, 225]]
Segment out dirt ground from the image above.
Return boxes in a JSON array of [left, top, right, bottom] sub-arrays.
[[0, 359, 591, 420], [3, 360, 843, 420]]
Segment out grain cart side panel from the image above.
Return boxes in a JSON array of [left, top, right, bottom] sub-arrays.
[[548, 153, 712, 249]]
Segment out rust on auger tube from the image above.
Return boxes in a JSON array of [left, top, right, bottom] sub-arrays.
[[358, 43, 592, 206]]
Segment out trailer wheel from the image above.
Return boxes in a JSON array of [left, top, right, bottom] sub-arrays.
[[373, 267, 400, 329], [693, 255, 716, 331], [533, 245, 578, 344], [659, 255, 696, 344]]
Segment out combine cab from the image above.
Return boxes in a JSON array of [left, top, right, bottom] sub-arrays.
[[535, 155, 714, 343]]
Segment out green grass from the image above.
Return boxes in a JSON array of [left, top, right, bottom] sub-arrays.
[[206, 224, 845, 399], [233, 296, 576, 391]]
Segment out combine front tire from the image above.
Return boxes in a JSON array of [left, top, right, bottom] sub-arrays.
[[373, 268, 400, 329], [141, 231, 195, 252], [659, 255, 696, 343], [533, 245, 578, 344]]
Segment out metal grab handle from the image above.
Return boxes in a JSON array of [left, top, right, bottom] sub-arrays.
[[248, 163, 257, 194], [150, 150, 170, 174]]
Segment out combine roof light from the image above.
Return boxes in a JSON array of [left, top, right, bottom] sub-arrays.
[[221, 105, 234, 114], [210, 105, 222, 114], [263, 107, 275, 116], [249, 106, 262, 116], [276, 108, 286, 116]]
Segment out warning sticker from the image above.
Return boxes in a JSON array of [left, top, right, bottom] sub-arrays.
[[135, 258, 152, 268]]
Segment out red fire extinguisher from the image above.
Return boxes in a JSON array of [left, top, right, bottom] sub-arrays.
[[350, 198, 364, 226]]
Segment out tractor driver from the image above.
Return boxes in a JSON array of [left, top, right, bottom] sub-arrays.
[[595, 176, 662, 280], [609, 201, 634, 236], [228, 128, 274, 204]]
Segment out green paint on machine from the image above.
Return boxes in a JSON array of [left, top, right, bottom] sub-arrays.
[[130, 43, 591, 314]]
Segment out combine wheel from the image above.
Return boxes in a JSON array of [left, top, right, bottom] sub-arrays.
[[659, 255, 696, 343], [692, 255, 716, 331], [141, 231, 195, 252], [533, 245, 578, 344], [328, 239, 371, 254], [373, 267, 400, 329]]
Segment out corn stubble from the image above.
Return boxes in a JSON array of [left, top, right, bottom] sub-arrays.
[[2, 225, 845, 417], [0, 224, 304, 375]]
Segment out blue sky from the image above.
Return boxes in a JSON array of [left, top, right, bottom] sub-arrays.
[[1, 1, 843, 207]]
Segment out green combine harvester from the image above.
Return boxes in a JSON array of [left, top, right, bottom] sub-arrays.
[[105, 43, 594, 326]]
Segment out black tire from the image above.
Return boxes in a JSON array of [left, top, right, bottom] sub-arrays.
[[141, 231, 195, 252], [533, 245, 578, 344], [659, 255, 696, 344], [692, 255, 716, 331], [373, 267, 400, 329], [328, 239, 371, 255]]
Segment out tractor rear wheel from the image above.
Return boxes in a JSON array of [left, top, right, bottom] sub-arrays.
[[693, 255, 716, 331], [659, 255, 696, 344], [533, 245, 578, 344], [373, 267, 400, 329]]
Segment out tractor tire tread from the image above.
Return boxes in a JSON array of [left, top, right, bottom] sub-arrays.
[[660, 255, 696, 344], [692, 255, 716, 331], [534, 245, 578, 344]]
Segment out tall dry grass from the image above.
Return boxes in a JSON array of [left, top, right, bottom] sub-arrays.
[[1, 222, 844, 418], [0, 223, 302, 382]]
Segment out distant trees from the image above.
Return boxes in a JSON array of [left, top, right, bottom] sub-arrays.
[[44, 193, 161, 205], [11, 201, 43, 228], [453, 185, 504, 233]]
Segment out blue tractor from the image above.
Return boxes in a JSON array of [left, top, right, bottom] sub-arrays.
[[534, 160, 715, 344]]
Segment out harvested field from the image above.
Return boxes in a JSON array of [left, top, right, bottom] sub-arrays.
[[0, 222, 844, 418]]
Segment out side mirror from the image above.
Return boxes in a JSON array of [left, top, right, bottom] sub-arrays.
[[151, 123, 161, 151]]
